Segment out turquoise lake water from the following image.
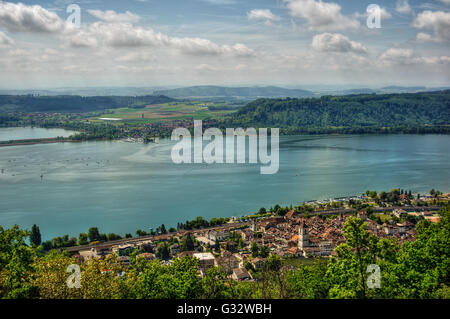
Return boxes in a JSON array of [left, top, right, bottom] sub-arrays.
[[0, 127, 77, 141], [0, 127, 449, 240]]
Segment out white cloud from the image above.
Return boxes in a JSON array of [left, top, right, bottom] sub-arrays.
[[0, 31, 14, 46], [87, 10, 140, 24], [0, 2, 66, 33], [201, 0, 237, 4], [195, 64, 217, 71], [415, 32, 439, 42], [380, 48, 414, 63], [247, 9, 280, 21], [284, 0, 360, 31], [437, 0, 450, 5], [396, 0, 413, 14], [115, 52, 156, 63], [312, 33, 367, 54], [67, 22, 255, 57], [413, 10, 450, 42], [0, 1, 449, 87], [378, 48, 450, 66]]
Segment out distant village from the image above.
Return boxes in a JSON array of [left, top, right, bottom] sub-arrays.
[[66, 191, 448, 282]]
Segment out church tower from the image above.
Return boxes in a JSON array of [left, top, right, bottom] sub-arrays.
[[298, 221, 309, 250]]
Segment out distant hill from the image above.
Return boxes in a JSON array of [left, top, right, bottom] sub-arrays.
[[338, 88, 377, 95], [0, 95, 174, 113], [225, 90, 450, 133], [153, 86, 315, 99]]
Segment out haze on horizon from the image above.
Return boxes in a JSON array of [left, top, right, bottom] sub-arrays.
[[0, 0, 449, 89]]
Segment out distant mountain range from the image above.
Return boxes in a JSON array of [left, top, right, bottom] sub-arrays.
[[334, 86, 450, 96], [1, 85, 448, 100], [153, 86, 315, 99]]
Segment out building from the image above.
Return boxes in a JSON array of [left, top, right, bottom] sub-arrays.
[[215, 254, 240, 274], [357, 211, 368, 221], [112, 244, 135, 255], [384, 225, 395, 235], [79, 245, 111, 260], [170, 243, 180, 256], [193, 252, 216, 273], [138, 253, 155, 261], [252, 257, 266, 270], [298, 222, 310, 250], [393, 209, 407, 219], [285, 210, 297, 220], [232, 268, 252, 281], [207, 230, 230, 242]]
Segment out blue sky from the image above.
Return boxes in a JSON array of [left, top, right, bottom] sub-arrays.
[[0, 0, 449, 88]]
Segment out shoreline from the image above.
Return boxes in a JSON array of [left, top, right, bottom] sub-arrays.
[[1, 130, 449, 148], [0, 137, 80, 147]]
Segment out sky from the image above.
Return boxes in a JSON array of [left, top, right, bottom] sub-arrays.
[[0, 0, 449, 89]]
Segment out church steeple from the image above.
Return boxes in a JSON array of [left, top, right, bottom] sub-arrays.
[[298, 221, 309, 249]]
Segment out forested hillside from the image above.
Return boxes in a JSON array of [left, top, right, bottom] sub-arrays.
[[0, 95, 175, 113], [225, 90, 450, 133]]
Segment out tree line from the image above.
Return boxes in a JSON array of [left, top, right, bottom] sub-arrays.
[[0, 95, 174, 113]]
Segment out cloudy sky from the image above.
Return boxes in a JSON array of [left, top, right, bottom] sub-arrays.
[[0, 0, 449, 88]]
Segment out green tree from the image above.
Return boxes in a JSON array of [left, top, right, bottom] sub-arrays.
[[287, 260, 330, 299], [87, 227, 100, 242], [107, 233, 122, 241], [202, 267, 233, 299], [326, 217, 379, 299], [126, 257, 202, 299], [214, 239, 221, 253], [155, 242, 170, 260], [259, 245, 270, 258], [181, 233, 195, 251], [78, 233, 88, 245], [0, 225, 38, 298], [30, 224, 41, 247], [136, 229, 147, 237], [250, 242, 259, 257]]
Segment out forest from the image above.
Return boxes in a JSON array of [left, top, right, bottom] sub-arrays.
[[224, 90, 450, 134], [0, 95, 174, 113]]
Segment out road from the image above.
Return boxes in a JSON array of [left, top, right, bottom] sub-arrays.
[[65, 220, 251, 253]]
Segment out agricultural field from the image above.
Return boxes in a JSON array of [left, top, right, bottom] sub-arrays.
[[91, 101, 237, 124]]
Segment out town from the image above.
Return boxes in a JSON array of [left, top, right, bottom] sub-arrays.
[[64, 189, 448, 282]]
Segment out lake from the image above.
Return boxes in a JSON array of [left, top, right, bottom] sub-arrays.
[[0, 127, 449, 240], [0, 127, 78, 141]]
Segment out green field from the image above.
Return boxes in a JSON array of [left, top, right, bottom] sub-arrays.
[[92, 101, 236, 124]]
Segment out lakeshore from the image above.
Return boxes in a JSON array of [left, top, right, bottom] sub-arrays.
[[0, 137, 80, 147]]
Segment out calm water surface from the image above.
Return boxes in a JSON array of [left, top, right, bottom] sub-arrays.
[[0, 128, 449, 239], [0, 127, 77, 141]]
